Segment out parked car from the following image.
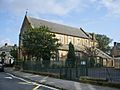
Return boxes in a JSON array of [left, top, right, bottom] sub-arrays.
[[0, 60, 4, 72]]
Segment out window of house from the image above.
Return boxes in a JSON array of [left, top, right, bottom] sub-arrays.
[[81, 39, 84, 46], [68, 36, 72, 43], [89, 40, 91, 47], [59, 35, 64, 44], [64, 36, 67, 44], [77, 39, 80, 45], [57, 36, 61, 43], [86, 39, 88, 46]]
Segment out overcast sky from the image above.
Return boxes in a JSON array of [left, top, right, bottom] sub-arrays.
[[0, 0, 120, 46]]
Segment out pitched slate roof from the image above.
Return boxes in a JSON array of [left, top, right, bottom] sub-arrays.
[[26, 16, 90, 39], [59, 45, 112, 59], [0, 46, 13, 52], [95, 48, 112, 59]]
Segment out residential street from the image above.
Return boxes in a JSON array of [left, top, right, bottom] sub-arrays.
[[1, 1, 120, 90], [0, 72, 58, 90], [4, 68, 120, 90]]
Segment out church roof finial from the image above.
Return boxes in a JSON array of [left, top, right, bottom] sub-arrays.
[[25, 9, 28, 16]]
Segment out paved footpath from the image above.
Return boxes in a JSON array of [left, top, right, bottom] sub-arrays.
[[5, 68, 120, 90]]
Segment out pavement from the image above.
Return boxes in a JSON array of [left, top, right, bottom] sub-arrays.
[[5, 67, 120, 90]]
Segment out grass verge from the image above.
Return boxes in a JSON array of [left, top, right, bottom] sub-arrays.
[[79, 76, 120, 89]]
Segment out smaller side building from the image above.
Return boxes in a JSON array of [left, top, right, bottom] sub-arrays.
[[0, 43, 14, 65], [112, 42, 120, 68]]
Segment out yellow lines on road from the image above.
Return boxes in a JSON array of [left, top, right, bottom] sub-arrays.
[[18, 81, 33, 85], [18, 81, 41, 90], [32, 82, 41, 90], [33, 84, 41, 90], [7, 73, 40, 90], [7, 73, 58, 90]]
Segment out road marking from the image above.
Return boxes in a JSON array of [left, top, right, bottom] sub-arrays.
[[33, 84, 41, 90], [18, 82, 33, 85], [40, 79, 46, 83], [25, 75, 39, 78], [39, 76, 48, 83], [39, 84, 59, 90], [6, 73, 31, 83], [6, 73, 41, 90], [41, 76, 48, 81], [4, 77, 13, 79], [6, 73, 58, 90]]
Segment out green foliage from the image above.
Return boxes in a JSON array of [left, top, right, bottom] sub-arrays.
[[65, 42, 76, 67], [0, 52, 6, 63], [22, 26, 61, 67], [90, 33, 112, 54], [88, 57, 95, 67], [80, 76, 108, 82], [0, 52, 6, 58], [96, 34, 112, 53], [10, 45, 18, 60], [84, 45, 98, 67], [80, 76, 120, 89]]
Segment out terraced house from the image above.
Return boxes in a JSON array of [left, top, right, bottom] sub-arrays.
[[19, 15, 113, 67], [112, 42, 120, 68]]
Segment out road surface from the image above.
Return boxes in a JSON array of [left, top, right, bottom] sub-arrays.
[[0, 72, 58, 90], [5, 68, 120, 90]]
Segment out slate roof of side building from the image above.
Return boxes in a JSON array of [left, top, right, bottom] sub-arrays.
[[0, 45, 13, 52], [26, 16, 91, 39]]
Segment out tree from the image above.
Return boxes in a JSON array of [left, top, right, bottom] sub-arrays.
[[0, 52, 6, 63], [90, 33, 112, 54], [65, 42, 76, 67], [22, 26, 61, 67], [10, 44, 18, 60], [84, 46, 99, 67]]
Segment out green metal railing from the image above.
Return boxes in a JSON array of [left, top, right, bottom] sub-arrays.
[[14, 60, 120, 83]]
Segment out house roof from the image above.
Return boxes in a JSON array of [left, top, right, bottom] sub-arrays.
[[26, 16, 90, 39], [95, 48, 112, 59], [59, 45, 112, 59], [0, 45, 13, 52]]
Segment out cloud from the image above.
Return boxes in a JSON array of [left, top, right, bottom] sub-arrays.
[[91, 0, 120, 17], [0, 0, 85, 16], [90, 0, 97, 2], [1, 0, 120, 17], [101, 0, 120, 16]]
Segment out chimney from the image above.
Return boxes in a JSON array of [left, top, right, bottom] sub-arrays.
[[114, 42, 117, 46], [5, 43, 7, 47]]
